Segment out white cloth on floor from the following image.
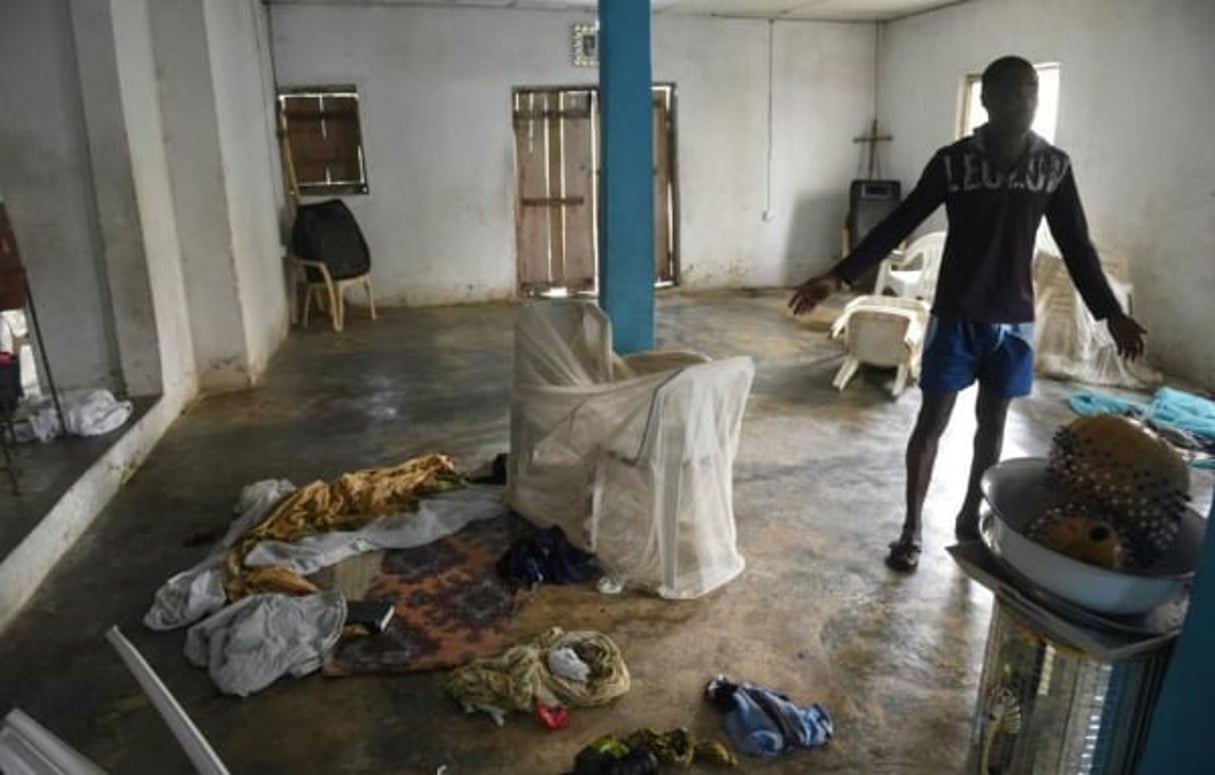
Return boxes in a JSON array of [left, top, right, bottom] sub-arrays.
[[144, 482, 508, 631], [184, 591, 346, 697], [144, 480, 297, 631], [546, 647, 591, 682], [14, 388, 134, 442]]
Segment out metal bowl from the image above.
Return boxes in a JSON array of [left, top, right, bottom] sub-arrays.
[[981, 458, 1206, 615]]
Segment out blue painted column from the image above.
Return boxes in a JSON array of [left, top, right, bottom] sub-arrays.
[[1138, 496, 1215, 773], [598, 0, 654, 354]]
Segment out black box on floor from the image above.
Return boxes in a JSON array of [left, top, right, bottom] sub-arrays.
[[345, 600, 395, 633]]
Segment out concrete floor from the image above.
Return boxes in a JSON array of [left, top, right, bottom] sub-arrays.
[[0, 291, 1190, 773], [0, 399, 153, 552]]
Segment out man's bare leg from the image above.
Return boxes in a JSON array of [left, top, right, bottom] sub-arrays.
[[954, 384, 1012, 539], [888, 390, 958, 571]]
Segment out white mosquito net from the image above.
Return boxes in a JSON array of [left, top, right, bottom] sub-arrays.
[[507, 300, 754, 599]]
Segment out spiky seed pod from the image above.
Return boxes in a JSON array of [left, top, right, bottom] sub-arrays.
[[1043, 415, 1189, 569]]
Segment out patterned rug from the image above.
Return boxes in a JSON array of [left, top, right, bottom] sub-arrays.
[[323, 514, 531, 676]]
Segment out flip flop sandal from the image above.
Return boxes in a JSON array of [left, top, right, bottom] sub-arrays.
[[885, 539, 921, 572]]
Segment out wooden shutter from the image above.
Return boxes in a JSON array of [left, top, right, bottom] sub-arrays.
[[281, 93, 366, 193]]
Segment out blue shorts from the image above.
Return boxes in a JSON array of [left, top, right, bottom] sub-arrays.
[[920, 317, 1035, 397]]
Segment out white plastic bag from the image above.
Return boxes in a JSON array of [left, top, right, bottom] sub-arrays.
[[14, 388, 134, 442]]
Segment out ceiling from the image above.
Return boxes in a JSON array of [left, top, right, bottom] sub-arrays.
[[268, 0, 971, 23]]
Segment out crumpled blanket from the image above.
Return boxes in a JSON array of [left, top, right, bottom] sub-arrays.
[[144, 479, 295, 631], [184, 591, 346, 697], [145, 482, 508, 631], [225, 453, 465, 599], [445, 627, 630, 725]]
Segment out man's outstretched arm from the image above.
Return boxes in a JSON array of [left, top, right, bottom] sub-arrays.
[[790, 153, 946, 316]]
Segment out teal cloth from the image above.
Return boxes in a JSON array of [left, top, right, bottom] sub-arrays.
[[1151, 387, 1215, 438], [1068, 392, 1139, 418]]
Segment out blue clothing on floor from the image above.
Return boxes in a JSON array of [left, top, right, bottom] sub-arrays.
[[920, 316, 1035, 398], [705, 677, 833, 758]]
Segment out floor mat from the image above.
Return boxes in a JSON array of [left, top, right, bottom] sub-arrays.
[[323, 514, 530, 676]]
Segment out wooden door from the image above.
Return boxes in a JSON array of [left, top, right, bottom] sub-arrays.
[[561, 92, 596, 291], [513, 85, 677, 295], [652, 88, 676, 285], [513, 90, 595, 294]]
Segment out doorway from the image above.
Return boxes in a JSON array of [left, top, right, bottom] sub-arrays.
[[512, 84, 677, 296]]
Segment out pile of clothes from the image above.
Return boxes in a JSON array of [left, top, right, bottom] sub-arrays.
[[143, 452, 838, 771], [146, 453, 509, 696], [445, 627, 630, 726]]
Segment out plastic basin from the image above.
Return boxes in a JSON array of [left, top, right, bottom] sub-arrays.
[[981, 458, 1206, 616]]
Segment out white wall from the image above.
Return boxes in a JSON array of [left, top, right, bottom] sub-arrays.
[[205, 0, 290, 375], [0, 0, 122, 392], [70, 0, 163, 398], [111, 0, 197, 403], [0, 0, 205, 632], [148, 0, 288, 390], [659, 17, 876, 286], [269, 4, 876, 302], [879, 0, 1215, 388], [0, 0, 292, 630], [151, 0, 253, 391]]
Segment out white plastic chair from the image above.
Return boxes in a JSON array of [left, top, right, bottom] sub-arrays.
[[1031, 246, 1155, 388], [829, 295, 930, 398], [507, 300, 754, 599], [295, 256, 377, 333], [0, 627, 228, 775], [873, 231, 946, 301]]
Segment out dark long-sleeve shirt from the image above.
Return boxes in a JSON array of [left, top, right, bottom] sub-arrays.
[[834, 128, 1122, 324]]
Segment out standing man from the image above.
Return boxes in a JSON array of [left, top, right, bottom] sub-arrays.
[[789, 55, 1146, 572]]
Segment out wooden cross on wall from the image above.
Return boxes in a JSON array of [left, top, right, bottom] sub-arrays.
[[853, 118, 892, 179]]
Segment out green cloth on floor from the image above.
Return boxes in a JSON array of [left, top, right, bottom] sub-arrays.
[[444, 627, 630, 724], [571, 728, 738, 773], [623, 728, 738, 768]]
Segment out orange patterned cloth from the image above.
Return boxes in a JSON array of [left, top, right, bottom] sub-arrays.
[[224, 453, 464, 600]]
